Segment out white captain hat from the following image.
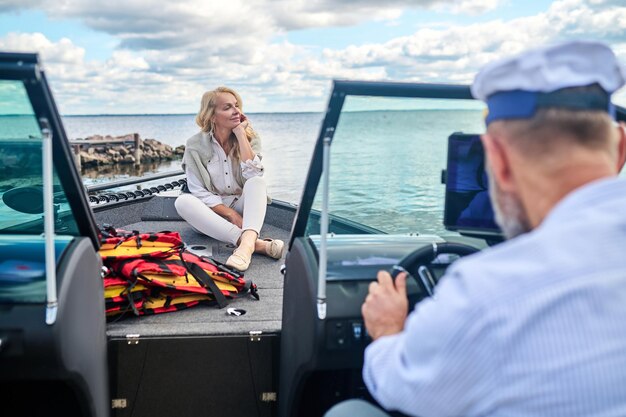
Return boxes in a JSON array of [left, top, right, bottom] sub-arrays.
[[471, 40, 626, 125]]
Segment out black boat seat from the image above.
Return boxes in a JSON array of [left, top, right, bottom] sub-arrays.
[[0, 237, 109, 417]]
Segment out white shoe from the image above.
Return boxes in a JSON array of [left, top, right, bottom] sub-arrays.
[[262, 239, 284, 259], [225, 248, 252, 272]]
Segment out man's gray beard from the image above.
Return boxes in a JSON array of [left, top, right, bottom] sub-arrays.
[[487, 172, 532, 240]]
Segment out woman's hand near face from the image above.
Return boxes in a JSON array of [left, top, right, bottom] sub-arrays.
[[239, 113, 249, 129], [233, 113, 249, 137], [234, 113, 256, 162]]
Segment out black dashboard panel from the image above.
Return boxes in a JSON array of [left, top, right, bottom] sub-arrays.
[[279, 234, 459, 417]]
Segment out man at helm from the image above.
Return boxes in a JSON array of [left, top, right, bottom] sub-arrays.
[[328, 41, 626, 416]]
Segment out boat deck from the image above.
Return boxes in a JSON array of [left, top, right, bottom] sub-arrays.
[[95, 195, 294, 339]]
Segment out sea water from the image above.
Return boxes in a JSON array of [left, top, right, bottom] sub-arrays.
[[2, 110, 486, 234], [63, 109, 485, 235], [63, 113, 321, 205]]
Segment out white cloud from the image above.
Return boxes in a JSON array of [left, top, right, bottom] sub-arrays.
[[0, 32, 195, 114], [107, 50, 149, 70], [315, 0, 626, 85], [0, 0, 507, 50], [1, 0, 625, 114], [0, 32, 85, 65], [445, 0, 501, 15]]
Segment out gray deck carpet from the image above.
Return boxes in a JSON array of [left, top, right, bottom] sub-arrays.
[[105, 219, 289, 338]]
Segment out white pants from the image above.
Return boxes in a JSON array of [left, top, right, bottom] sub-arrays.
[[175, 176, 268, 245]]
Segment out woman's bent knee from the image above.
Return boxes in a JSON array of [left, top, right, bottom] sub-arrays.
[[244, 175, 266, 190], [175, 193, 201, 219]]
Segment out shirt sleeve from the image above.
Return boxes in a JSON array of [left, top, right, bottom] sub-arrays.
[[362, 271, 496, 417], [186, 169, 223, 207], [241, 154, 264, 179]]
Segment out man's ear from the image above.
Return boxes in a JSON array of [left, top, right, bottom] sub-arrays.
[[615, 122, 626, 172], [481, 133, 515, 192]]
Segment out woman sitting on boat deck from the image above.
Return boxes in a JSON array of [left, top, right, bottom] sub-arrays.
[[175, 86, 284, 272]]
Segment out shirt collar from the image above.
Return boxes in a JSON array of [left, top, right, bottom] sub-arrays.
[[208, 131, 219, 145], [208, 131, 235, 157]]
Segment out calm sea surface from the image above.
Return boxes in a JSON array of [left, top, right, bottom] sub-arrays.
[[2, 110, 487, 234], [63, 113, 322, 205], [62, 109, 485, 235]]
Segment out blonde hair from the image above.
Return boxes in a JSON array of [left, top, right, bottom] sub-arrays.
[[195, 86, 257, 160]]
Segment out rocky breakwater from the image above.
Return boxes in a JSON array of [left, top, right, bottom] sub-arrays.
[[70, 133, 185, 170]]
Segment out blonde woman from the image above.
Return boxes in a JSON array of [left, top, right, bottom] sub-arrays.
[[175, 87, 284, 271]]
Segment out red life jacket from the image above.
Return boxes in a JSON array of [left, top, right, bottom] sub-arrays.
[[99, 227, 258, 320]]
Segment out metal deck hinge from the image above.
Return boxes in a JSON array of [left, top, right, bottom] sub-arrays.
[[126, 334, 140, 345], [261, 392, 277, 402], [112, 399, 127, 409], [249, 330, 262, 342]]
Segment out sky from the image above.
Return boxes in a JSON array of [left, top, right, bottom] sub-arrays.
[[1, 0, 625, 115]]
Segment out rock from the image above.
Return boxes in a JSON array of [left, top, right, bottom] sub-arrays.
[[80, 151, 108, 167], [71, 133, 180, 171], [113, 145, 128, 156]]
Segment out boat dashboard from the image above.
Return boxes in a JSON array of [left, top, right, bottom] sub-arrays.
[[280, 232, 486, 416]]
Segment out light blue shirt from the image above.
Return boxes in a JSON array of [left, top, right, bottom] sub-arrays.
[[363, 176, 626, 417]]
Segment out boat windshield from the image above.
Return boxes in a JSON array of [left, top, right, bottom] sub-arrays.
[[0, 80, 80, 235], [306, 95, 486, 236]]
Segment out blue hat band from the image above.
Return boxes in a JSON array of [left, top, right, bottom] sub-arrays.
[[485, 89, 613, 125]]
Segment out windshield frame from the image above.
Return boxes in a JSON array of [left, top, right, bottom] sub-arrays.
[[289, 80, 474, 247], [289, 79, 626, 248], [0, 52, 99, 248]]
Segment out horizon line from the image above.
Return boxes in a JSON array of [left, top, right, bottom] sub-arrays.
[[62, 111, 325, 117]]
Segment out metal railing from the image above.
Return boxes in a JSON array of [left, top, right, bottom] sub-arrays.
[[86, 169, 184, 192], [86, 169, 186, 207]]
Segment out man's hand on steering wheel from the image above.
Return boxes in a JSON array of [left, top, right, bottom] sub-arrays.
[[362, 271, 409, 341], [362, 242, 480, 342]]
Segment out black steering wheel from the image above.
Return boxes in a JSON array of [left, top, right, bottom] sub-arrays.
[[391, 242, 479, 298]]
